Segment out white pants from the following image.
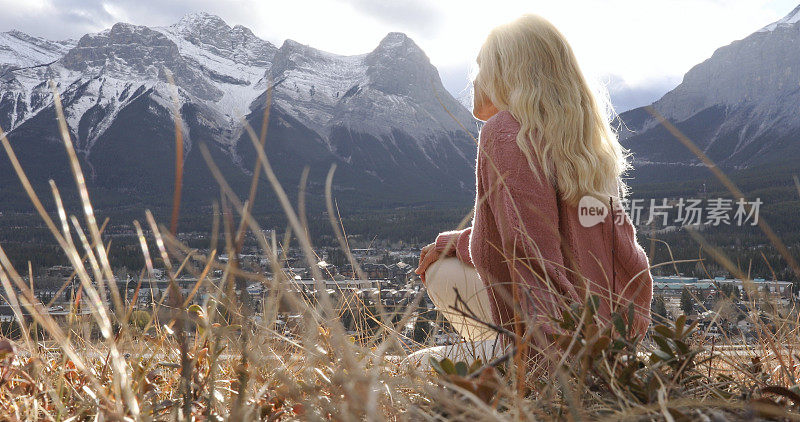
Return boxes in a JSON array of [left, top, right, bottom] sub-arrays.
[[404, 257, 503, 368], [424, 257, 495, 342]]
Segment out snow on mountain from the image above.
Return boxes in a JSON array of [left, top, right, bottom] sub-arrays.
[[759, 4, 800, 32], [2, 14, 278, 146], [167, 12, 275, 68], [0, 30, 73, 69], [339, 32, 473, 147], [268, 39, 368, 141], [0, 66, 74, 132], [265, 32, 475, 164], [1, 13, 474, 151], [0, 31, 77, 131], [157, 12, 278, 118], [0, 13, 478, 207]]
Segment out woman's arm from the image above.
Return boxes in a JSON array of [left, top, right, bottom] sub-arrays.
[[434, 227, 473, 267], [415, 227, 474, 283]]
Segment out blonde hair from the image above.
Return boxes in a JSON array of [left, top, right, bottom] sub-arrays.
[[474, 14, 630, 205]]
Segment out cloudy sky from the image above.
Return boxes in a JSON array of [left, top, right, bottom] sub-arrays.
[[0, 0, 797, 112]]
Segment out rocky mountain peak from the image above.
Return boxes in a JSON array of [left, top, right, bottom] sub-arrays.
[[269, 39, 335, 79], [364, 32, 436, 98], [231, 24, 256, 39], [167, 13, 276, 67], [371, 32, 425, 59], [172, 12, 230, 34], [62, 23, 180, 75], [60, 22, 223, 102], [276, 39, 319, 56], [376, 32, 410, 45]]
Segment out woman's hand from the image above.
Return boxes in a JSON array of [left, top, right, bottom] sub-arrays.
[[415, 242, 441, 285]]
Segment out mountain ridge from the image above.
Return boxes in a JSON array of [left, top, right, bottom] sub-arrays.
[[618, 3, 800, 175], [0, 13, 479, 213]]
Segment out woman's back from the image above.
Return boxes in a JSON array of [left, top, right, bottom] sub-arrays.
[[440, 110, 652, 339]]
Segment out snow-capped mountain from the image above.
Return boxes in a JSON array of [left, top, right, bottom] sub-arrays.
[[2, 13, 278, 148], [0, 31, 74, 131], [0, 13, 478, 210], [0, 30, 74, 70], [618, 4, 800, 172]]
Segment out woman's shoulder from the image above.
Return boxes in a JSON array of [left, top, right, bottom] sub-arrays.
[[478, 111, 548, 186], [479, 111, 522, 159], [482, 110, 520, 138]]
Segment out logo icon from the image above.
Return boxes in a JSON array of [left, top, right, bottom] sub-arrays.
[[578, 195, 608, 227]]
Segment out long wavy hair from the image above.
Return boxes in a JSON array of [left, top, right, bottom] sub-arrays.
[[474, 14, 630, 205]]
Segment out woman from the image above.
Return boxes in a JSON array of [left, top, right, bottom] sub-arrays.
[[413, 15, 653, 367]]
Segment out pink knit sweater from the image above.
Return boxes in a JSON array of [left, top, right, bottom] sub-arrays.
[[435, 110, 653, 339]]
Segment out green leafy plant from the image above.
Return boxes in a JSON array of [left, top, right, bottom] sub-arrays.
[[429, 356, 501, 405], [649, 314, 700, 381]]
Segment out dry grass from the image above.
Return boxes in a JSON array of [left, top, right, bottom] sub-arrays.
[[0, 82, 798, 421]]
